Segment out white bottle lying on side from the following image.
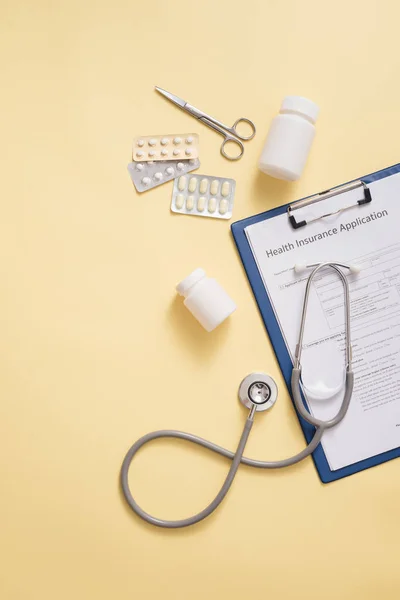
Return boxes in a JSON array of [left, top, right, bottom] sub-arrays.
[[176, 268, 236, 332]]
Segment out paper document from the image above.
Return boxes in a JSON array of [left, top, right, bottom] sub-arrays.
[[245, 172, 400, 470]]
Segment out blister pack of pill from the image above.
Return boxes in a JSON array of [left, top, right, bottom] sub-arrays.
[[132, 134, 199, 162], [171, 174, 236, 220], [127, 158, 200, 193]]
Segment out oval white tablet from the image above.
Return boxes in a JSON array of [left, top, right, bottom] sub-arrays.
[[173, 137, 182, 145], [175, 194, 184, 209], [165, 167, 174, 175], [186, 136, 194, 144], [186, 196, 194, 211], [160, 137, 169, 145], [189, 159, 196, 165], [148, 139, 157, 146], [154, 172, 162, 181], [199, 179, 208, 194], [219, 199, 229, 215], [173, 149, 180, 156], [178, 176, 187, 191], [177, 162, 185, 171], [141, 177, 151, 186], [136, 163, 144, 171], [188, 177, 197, 192], [197, 197, 206, 212], [210, 180, 219, 195], [208, 197, 217, 213], [221, 181, 230, 197]]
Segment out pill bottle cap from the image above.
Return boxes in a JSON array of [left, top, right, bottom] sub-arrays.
[[281, 96, 319, 124], [176, 268, 206, 297]]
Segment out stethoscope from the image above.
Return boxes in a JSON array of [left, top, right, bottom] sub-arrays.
[[121, 261, 359, 529]]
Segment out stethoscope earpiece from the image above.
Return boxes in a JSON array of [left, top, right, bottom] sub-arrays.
[[238, 372, 278, 412], [295, 262, 361, 275]]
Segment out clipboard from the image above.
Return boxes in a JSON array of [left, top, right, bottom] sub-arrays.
[[231, 162, 400, 483]]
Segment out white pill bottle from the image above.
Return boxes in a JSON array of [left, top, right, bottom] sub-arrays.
[[176, 268, 236, 332], [258, 96, 319, 181]]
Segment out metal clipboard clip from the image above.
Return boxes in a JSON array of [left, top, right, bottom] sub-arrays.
[[287, 180, 372, 229]]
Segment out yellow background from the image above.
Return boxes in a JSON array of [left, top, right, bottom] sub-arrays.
[[1, 1, 400, 598]]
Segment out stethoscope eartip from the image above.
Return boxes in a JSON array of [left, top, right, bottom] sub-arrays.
[[349, 264, 361, 274], [294, 263, 306, 274]]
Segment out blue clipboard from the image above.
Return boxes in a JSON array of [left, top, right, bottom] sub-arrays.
[[231, 162, 400, 483]]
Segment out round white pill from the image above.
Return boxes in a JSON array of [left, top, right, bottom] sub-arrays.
[[160, 138, 169, 145], [136, 150, 144, 158], [186, 136, 194, 144], [154, 172, 163, 181], [148, 139, 157, 146], [161, 149, 168, 156], [148, 150, 156, 157], [142, 177, 151, 186], [173, 149, 180, 156], [185, 149, 192, 156], [136, 163, 144, 171], [177, 162, 185, 170], [137, 139, 145, 147], [165, 167, 174, 175], [173, 137, 182, 145]]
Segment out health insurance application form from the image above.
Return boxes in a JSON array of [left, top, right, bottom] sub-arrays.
[[245, 172, 400, 470]]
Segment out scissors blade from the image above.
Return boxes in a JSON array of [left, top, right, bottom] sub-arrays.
[[155, 86, 187, 109]]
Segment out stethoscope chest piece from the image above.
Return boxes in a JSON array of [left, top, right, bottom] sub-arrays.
[[238, 373, 278, 412]]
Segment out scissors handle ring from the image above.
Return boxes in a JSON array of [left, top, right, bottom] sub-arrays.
[[231, 117, 256, 141], [220, 136, 245, 161]]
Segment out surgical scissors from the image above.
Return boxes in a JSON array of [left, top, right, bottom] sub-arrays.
[[155, 86, 256, 161]]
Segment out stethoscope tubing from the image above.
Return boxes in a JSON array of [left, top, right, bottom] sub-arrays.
[[120, 414, 326, 529], [121, 263, 354, 529]]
